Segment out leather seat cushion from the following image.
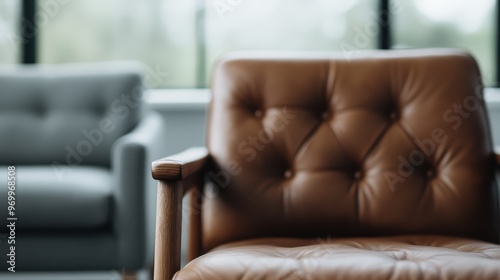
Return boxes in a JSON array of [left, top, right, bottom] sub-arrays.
[[175, 235, 500, 280], [0, 166, 113, 232]]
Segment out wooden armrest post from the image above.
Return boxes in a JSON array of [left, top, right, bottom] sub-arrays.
[[154, 180, 183, 280], [152, 147, 209, 280]]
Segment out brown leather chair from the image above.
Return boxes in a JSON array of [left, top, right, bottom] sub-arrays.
[[151, 49, 500, 280]]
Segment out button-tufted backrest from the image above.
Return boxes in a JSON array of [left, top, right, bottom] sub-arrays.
[[204, 50, 499, 252], [0, 62, 143, 167]]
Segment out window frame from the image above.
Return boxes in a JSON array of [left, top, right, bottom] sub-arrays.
[[21, 0, 36, 64]]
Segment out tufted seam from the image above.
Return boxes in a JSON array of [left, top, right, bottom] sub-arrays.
[[395, 120, 418, 147], [350, 178, 360, 226], [256, 108, 289, 164], [429, 178, 459, 223], [291, 120, 323, 161], [324, 122, 354, 167], [413, 180, 432, 223], [395, 120, 432, 170]]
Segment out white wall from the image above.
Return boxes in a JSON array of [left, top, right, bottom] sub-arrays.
[[146, 89, 209, 155]]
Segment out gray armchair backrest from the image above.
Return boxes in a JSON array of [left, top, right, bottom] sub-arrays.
[[0, 62, 144, 167]]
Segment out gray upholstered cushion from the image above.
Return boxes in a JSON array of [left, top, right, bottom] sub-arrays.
[[0, 62, 143, 166], [0, 166, 113, 232]]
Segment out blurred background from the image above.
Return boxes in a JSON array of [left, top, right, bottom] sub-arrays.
[[0, 0, 497, 88]]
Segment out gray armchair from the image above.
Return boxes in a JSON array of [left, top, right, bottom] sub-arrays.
[[0, 62, 166, 276]]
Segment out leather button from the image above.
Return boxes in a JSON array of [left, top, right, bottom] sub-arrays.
[[354, 171, 361, 179], [322, 111, 330, 120], [284, 170, 292, 179], [390, 112, 397, 120], [254, 110, 262, 118]]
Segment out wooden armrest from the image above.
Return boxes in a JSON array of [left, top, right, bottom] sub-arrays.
[[152, 147, 208, 280], [152, 147, 209, 181]]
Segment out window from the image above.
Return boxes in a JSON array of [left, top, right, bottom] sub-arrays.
[[0, 0, 20, 64], [39, 0, 198, 88], [205, 0, 377, 84], [392, 0, 496, 84], [1, 0, 499, 88]]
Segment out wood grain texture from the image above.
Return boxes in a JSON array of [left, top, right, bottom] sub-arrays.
[[187, 176, 204, 262], [152, 147, 209, 181], [154, 181, 183, 280], [121, 271, 137, 280]]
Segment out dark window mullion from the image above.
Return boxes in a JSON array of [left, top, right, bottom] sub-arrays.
[[21, 0, 37, 64], [378, 0, 391, 50], [496, 0, 500, 86]]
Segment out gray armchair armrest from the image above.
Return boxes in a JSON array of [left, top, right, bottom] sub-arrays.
[[111, 112, 167, 270], [495, 150, 500, 244]]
